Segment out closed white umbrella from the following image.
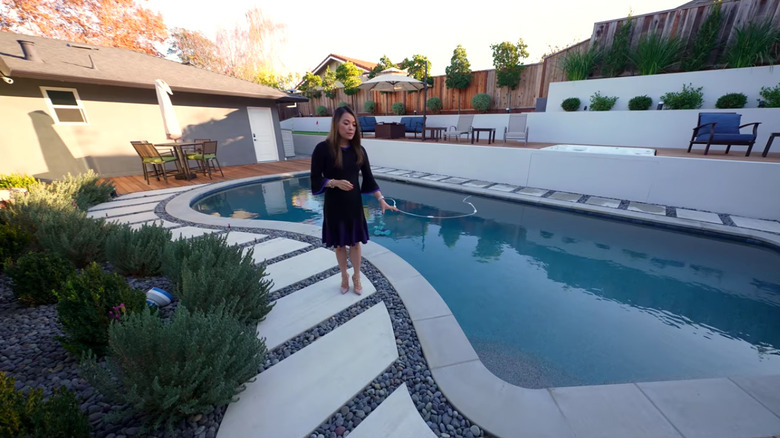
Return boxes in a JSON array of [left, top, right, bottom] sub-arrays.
[[358, 68, 424, 115], [155, 79, 182, 141]]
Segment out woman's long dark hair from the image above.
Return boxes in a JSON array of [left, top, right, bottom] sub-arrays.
[[326, 106, 364, 168]]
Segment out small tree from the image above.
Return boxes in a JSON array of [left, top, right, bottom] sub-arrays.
[[399, 54, 433, 112], [445, 45, 474, 114], [298, 72, 322, 99], [336, 61, 362, 109], [321, 66, 338, 112], [368, 55, 396, 79], [491, 39, 529, 109]]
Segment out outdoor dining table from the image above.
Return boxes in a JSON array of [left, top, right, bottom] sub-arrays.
[[155, 141, 202, 180]]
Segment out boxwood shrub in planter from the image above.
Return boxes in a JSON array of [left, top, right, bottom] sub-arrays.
[[661, 83, 703, 109], [715, 93, 747, 109], [364, 100, 376, 114], [561, 97, 581, 112], [759, 83, 780, 107], [315, 105, 329, 116], [426, 97, 442, 113], [391, 102, 405, 115], [471, 93, 491, 113], [589, 92, 618, 111], [628, 95, 653, 110]]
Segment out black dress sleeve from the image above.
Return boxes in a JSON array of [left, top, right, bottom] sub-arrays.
[[310, 141, 330, 195], [359, 146, 380, 194]]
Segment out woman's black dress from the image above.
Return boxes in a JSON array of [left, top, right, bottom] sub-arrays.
[[310, 141, 379, 247]]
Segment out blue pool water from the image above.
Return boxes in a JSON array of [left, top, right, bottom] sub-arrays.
[[194, 176, 780, 388]]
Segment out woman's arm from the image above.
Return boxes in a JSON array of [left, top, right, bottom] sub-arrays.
[[310, 142, 329, 195]]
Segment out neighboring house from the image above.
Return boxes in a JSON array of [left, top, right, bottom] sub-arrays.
[[296, 54, 377, 88], [0, 31, 306, 180]]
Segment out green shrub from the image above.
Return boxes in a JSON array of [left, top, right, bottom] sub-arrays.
[[1, 184, 77, 236], [631, 33, 682, 75], [723, 20, 780, 68], [561, 97, 581, 111], [0, 222, 33, 270], [363, 100, 376, 114], [471, 93, 491, 113], [426, 97, 442, 113], [315, 105, 329, 116], [628, 95, 653, 110], [54, 170, 115, 211], [35, 208, 114, 268], [589, 92, 618, 111], [55, 262, 146, 357], [681, 2, 722, 71], [391, 102, 405, 115], [337, 101, 348, 108], [561, 47, 600, 80], [602, 16, 633, 77], [105, 223, 171, 277], [715, 92, 747, 109], [82, 306, 266, 432], [0, 372, 91, 438], [0, 174, 40, 190], [5, 251, 74, 306], [759, 83, 780, 107], [163, 234, 273, 324], [661, 83, 704, 109]]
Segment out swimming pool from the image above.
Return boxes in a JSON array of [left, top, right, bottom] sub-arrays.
[[194, 176, 780, 388]]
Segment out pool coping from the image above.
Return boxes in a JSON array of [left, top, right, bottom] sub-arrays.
[[166, 171, 780, 438]]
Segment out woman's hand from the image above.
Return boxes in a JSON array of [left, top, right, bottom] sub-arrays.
[[380, 198, 399, 214], [330, 179, 353, 191]]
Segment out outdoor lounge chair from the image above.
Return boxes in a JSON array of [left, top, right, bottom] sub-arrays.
[[504, 114, 529, 146], [131, 141, 180, 185], [688, 112, 761, 156], [186, 140, 223, 179], [446, 114, 473, 142], [358, 117, 376, 137]]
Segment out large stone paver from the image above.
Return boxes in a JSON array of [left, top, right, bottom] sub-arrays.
[[88, 193, 172, 211], [105, 211, 159, 224], [349, 383, 437, 438], [258, 271, 375, 350], [86, 202, 157, 218], [243, 237, 310, 264], [224, 231, 268, 246], [217, 302, 398, 438], [170, 226, 220, 240], [638, 378, 780, 438], [265, 247, 338, 292]]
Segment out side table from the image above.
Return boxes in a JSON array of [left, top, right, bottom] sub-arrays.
[[471, 128, 496, 144], [763, 132, 780, 157], [423, 127, 446, 141], [375, 123, 405, 139]]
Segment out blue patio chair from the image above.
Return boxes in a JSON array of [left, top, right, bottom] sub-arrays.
[[688, 112, 760, 156]]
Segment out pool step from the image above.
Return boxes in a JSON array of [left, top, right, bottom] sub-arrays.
[[217, 302, 398, 438], [258, 270, 375, 350], [349, 383, 437, 438]]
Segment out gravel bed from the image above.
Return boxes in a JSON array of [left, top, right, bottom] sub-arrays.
[[0, 222, 493, 438]]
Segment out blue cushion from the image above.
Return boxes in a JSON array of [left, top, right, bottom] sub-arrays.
[[695, 133, 755, 143], [359, 116, 376, 132], [399, 117, 423, 132], [698, 113, 741, 134]]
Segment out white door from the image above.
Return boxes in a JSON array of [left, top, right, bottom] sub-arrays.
[[246, 106, 279, 162]]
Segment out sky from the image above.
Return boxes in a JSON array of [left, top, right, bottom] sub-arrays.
[[145, 0, 686, 78]]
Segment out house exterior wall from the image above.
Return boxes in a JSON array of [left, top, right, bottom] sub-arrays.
[[0, 78, 283, 179]]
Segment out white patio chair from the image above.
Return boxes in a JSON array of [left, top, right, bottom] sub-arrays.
[[504, 114, 529, 146], [446, 114, 473, 142]]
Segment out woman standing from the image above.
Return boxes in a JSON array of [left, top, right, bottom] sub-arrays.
[[310, 106, 397, 294]]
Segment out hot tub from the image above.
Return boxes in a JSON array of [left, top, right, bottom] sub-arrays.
[[542, 144, 656, 156]]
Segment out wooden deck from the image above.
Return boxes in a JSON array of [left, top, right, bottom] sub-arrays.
[[106, 140, 779, 196], [106, 159, 311, 196]]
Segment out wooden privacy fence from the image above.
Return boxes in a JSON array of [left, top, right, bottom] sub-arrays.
[[290, 0, 780, 118]]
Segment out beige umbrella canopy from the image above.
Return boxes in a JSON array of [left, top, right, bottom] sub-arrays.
[[154, 79, 182, 141], [359, 68, 424, 115]]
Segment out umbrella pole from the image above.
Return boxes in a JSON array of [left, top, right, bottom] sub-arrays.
[[422, 61, 428, 141]]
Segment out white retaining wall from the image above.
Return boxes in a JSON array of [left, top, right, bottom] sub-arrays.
[[360, 139, 780, 220]]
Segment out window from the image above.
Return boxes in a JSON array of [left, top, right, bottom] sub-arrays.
[[40, 87, 88, 124]]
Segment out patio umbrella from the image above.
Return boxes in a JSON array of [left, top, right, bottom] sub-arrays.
[[154, 79, 182, 141], [359, 68, 424, 115]]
